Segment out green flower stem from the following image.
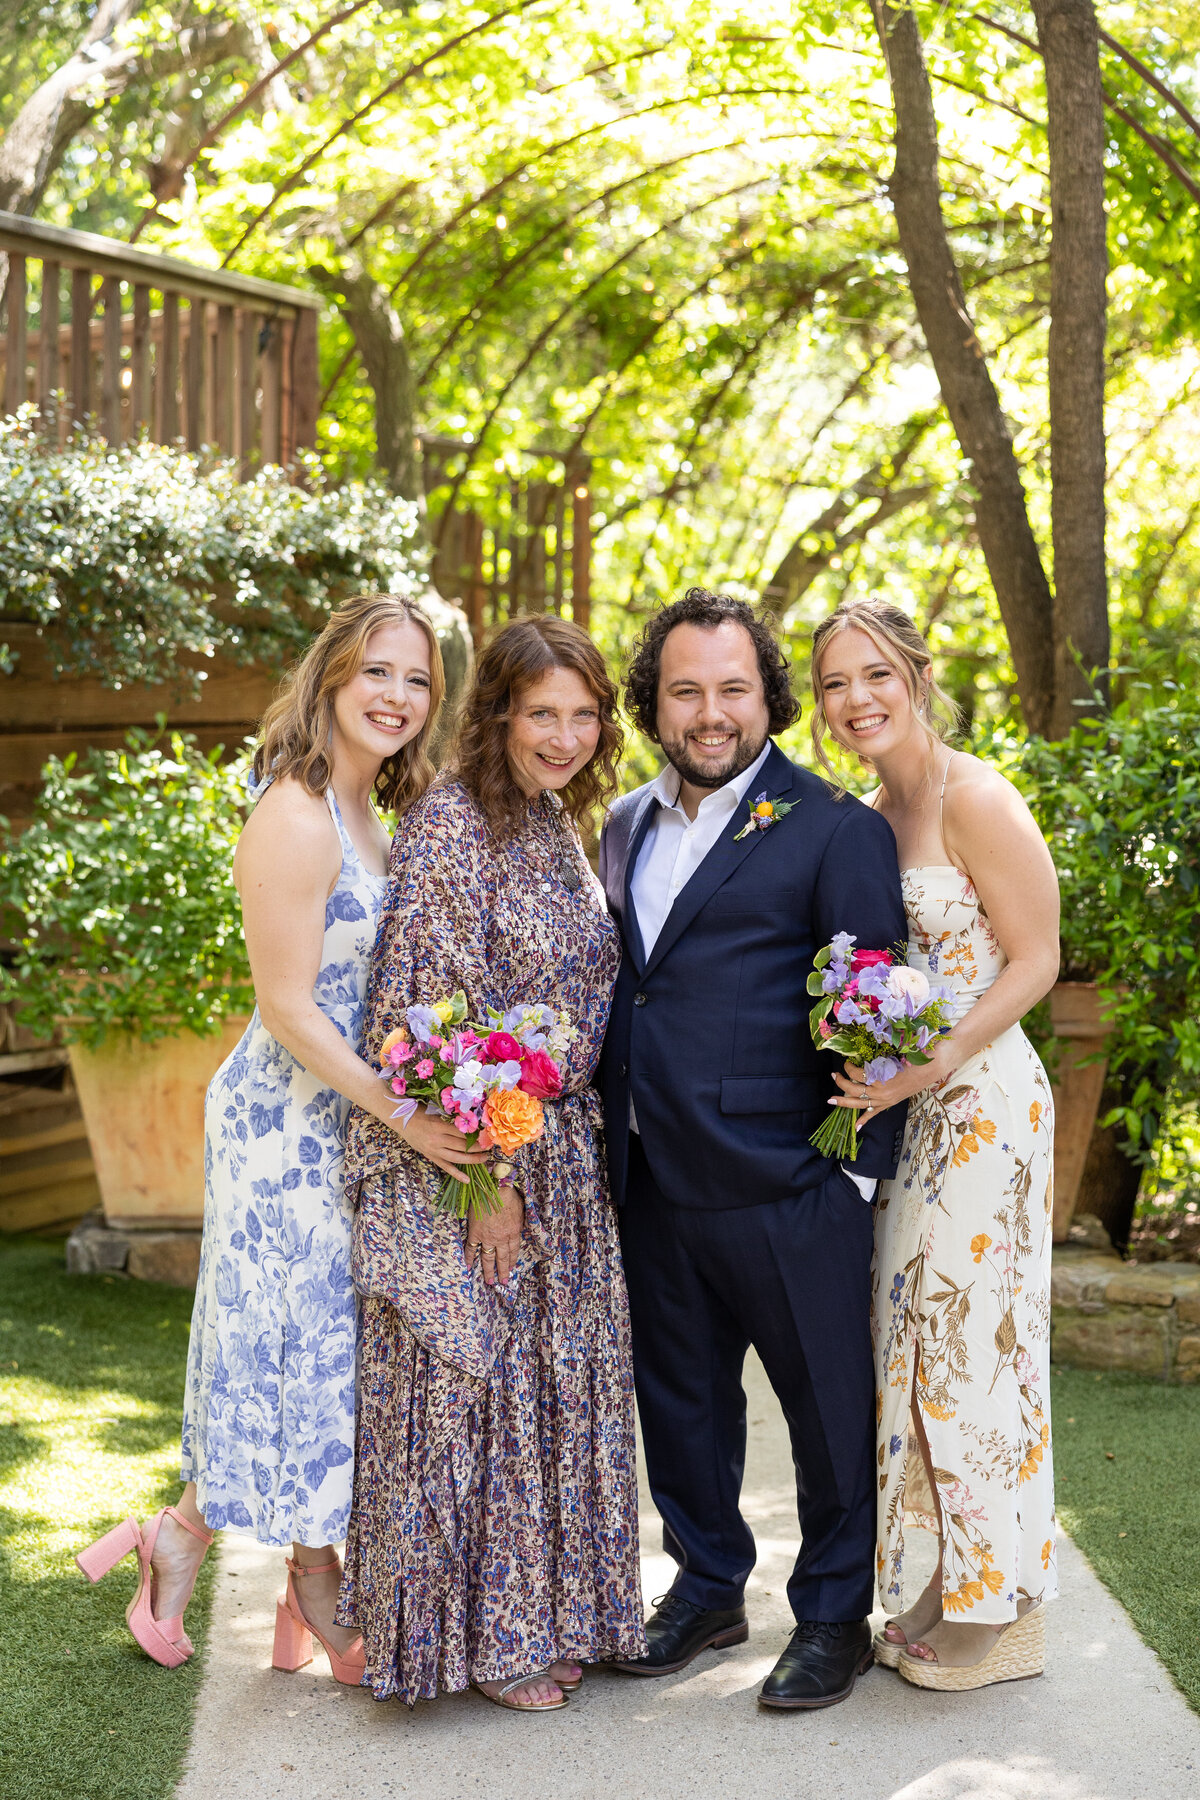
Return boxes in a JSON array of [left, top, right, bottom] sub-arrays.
[[435, 1160, 503, 1218], [810, 1103, 864, 1164]]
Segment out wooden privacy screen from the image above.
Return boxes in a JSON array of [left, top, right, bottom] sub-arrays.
[[0, 210, 320, 468], [423, 436, 593, 642]]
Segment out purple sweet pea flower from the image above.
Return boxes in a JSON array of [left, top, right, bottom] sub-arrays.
[[830, 931, 856, 963], [863, 1055, 903, 1084], [854, 964, 891, 1002], [481, 1059, 523, 1091], [834, 998, 872, 1026], [405, 1004, 439, 1044]]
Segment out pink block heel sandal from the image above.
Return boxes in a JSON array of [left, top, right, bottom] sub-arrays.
[[76, 1505, 215, 1669], [272, 1557, 366, 1687]]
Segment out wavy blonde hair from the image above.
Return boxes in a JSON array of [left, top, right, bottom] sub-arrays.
[[809, 599, 960, 787], [253, 593, 445, 814]]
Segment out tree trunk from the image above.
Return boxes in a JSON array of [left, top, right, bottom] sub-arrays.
[[1031, 0, 1110, 737], [0, 0, 142, 215], [311, 261, 421, 504], [870, 0, 1056, 738]]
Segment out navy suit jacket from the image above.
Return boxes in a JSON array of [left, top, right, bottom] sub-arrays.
[[598, 742, 909, 1209]]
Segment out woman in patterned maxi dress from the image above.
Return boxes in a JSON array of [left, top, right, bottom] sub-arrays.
[[811, 600, 1060, 1692], [78, 596, 474, 1677], [339, 618, 646, 1711]]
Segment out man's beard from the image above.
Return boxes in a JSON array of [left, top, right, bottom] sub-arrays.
[[659, 726, 770, 791]]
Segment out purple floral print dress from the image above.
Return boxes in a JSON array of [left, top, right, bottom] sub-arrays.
[[337, 779, 646, 1703]]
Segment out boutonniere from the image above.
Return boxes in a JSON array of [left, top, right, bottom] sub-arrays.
[[734, 790, 798, 841]]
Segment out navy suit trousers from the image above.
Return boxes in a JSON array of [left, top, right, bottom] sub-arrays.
[[620, 1132, 877, 1624]]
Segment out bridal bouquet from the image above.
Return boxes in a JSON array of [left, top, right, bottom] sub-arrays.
[[806, 932, 956, 1162], [378, 990, 573, 1216]]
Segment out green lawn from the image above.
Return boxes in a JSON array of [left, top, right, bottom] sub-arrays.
[[0, 1237, 215, 1800], [1051, 1365, 1200, 1712], [4, 1235, 1200, 1800]]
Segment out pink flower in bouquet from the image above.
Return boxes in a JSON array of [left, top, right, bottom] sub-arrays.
[[486, 1029, 524, 1063], [415, 1058, 435, 1079], [440, 1085, 457, 1111], [851, 949, 891, 972], [389, 1041, 414, 1065], [818, 1017, 833, 1039], [390, 1075, 407, 1097], [518, 1048, 563, 1099], [455, 1111, 479, 1133]]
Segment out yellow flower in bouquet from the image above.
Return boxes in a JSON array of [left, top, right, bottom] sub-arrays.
[[483, 1086, 545, 1155]]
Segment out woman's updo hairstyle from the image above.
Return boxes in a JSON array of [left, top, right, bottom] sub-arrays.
[[809, 599, 960, 787]]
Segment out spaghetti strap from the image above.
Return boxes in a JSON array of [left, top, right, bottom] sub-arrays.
[[937, 752, 956, 842]]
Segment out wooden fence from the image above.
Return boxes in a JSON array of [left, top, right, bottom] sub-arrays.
[[423, 438, 593, 641], [0, 210, 320, 466]]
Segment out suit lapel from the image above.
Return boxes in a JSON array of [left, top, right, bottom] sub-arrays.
[[641, 743, 799, 980], [609, 790, 658, 971]]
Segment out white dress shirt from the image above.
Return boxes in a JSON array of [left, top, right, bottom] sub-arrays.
[[625, 744, 876, 1201], [629, 741, 772, 962]]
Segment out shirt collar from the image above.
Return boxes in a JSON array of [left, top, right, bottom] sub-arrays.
[[648, 738, 773, 817]]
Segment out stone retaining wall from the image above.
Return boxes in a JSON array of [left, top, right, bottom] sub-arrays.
[[1051, 1244, 1200, 1382]]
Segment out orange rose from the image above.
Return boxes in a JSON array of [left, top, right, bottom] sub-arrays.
[[483, 1087, 545, 1155]]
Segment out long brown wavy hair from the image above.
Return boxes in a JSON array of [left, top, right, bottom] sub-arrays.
[[253, 593, 445, 813], [809, 599, 960, 790], [451, 616, 622, 839]]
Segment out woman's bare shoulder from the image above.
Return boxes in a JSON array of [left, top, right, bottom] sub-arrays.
[[235, 776, 341, 874], [943, 749, 1042, 848]]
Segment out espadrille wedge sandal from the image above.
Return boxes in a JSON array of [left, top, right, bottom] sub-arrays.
[[873, 1575, 944, 1670], [897, 1605, 1044, 1691]]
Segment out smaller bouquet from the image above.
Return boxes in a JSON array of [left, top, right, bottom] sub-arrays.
[[378, 991, 573, 1216], [806, 932, 956, 1162]]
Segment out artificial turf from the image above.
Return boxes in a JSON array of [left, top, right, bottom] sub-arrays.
[[1050, 1364, 1200, 1713], [0, 1236, 215, 1800]]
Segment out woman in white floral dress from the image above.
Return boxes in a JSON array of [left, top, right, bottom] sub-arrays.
[[78, 594, 482, 1678], [811, 600, 1060, 1692]]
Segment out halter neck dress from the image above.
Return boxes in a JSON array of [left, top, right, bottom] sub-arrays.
[[181, 786, 386, 1547], [871, 758, 1058, 1623]]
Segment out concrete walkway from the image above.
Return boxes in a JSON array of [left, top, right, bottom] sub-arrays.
[[177, 1354, 1200, 1800]]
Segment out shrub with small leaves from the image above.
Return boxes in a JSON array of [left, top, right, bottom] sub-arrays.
[[1000, 693, 1200, 1169], [0, 410, 425, 690], [0, 731, 255, 1046]]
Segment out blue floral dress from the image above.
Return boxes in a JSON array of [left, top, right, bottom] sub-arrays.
[[181, 788, 386, 1547]]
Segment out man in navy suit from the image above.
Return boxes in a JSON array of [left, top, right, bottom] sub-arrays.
[[599, 589, 907, 1711]]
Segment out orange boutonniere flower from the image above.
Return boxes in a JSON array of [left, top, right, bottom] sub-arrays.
[[734, 790, 798, 841]]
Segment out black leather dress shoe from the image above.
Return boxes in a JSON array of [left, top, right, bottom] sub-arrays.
[[758, 1619, 873, 1709], [615, 1593, 748, 1676]]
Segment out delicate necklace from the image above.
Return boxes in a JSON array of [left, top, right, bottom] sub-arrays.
[[544, 792, 583, 892]]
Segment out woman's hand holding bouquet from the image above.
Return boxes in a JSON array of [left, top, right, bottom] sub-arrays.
[[378, 991, 574, 1216], [808, 932, 956, 1162]]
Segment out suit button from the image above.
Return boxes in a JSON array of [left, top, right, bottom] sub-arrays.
[[633, 992, 647, 1007], [619, 1062, 628, 1078]]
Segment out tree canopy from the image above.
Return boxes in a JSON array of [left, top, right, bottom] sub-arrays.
[[3, 1, 1199, 721]]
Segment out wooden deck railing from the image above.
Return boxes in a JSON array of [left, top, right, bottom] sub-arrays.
[[0, 211, 320, 470]]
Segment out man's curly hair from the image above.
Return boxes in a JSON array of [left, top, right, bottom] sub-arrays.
[[624, 588, 800, 742]]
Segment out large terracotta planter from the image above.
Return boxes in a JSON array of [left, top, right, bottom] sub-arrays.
[[1048, 982, 1117, 1243], [68, 1017, 250, 1228]]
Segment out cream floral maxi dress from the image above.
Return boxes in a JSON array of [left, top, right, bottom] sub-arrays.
[[873, 865, 1058, 1624]]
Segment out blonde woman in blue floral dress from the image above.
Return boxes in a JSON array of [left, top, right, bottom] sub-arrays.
[[812, 600, 1060, 1692], [78, 595, 484, 1678]]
